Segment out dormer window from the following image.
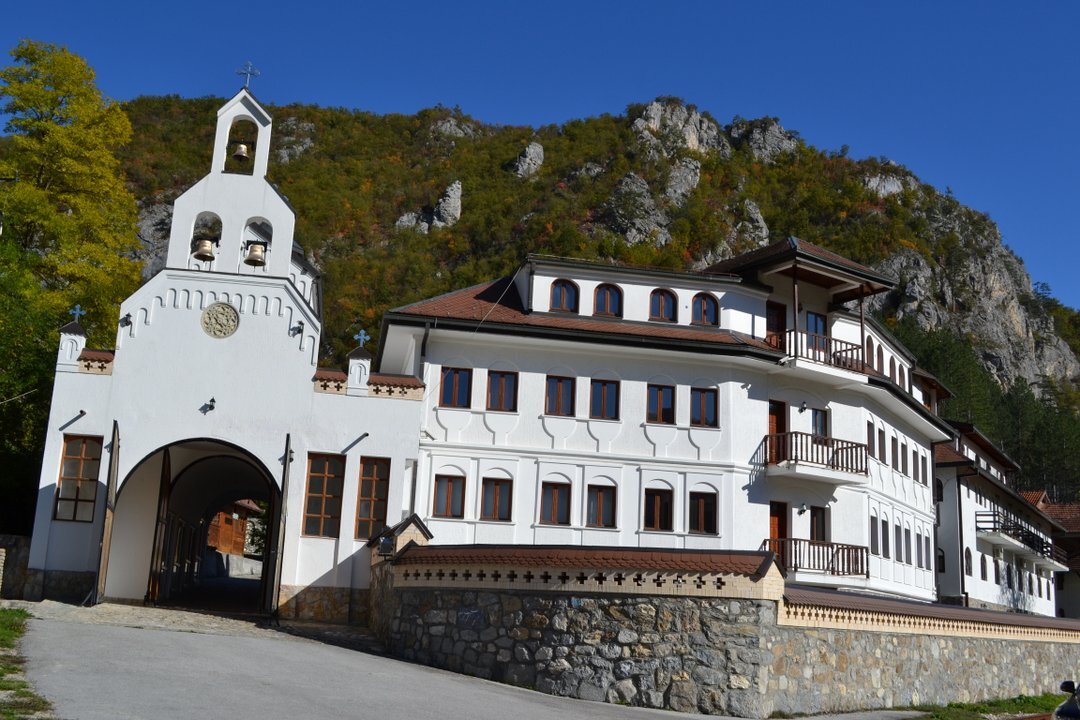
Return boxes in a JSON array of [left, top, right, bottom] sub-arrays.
[[650, 289, 677, 323], [691, 293, 718, 326], [550, 279, 579, 313], [594, 284, 622, 317]]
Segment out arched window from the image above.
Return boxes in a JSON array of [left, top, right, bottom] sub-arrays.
[[865, 337, 874, 369], [1006, 565, 1014, 589], [889, 357, 897, 382], [876, 346, 884, 373], [650, 289, 677, 322], [225, 118, 258, 176], [964, 548, 972, 576], [550, 279, 578, 313], [994, 558, 1001, 584], [593, 284, 622, 317], [980, 555, 987, 581], [898, 365, 906, 390], [692, 293, 719, 325]]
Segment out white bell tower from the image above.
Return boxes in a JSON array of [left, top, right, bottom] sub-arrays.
[[164, 86, 297, 279]]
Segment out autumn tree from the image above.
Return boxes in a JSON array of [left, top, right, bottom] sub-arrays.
[[0, 40, 141, 533]]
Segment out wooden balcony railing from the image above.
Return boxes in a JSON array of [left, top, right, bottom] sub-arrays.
[[783, 330, 865, 372], [975, 511, 1066, 564], [760, 537, 869, 577], [757, 432, 868, 475]]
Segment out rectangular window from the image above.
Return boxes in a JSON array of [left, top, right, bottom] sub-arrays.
[[920, 456, 928, 485], [912, 449, 920, 484], [304, 453, 344, 537], [901, 442, 908, 475], [869, 516, 879, 555], [55, 435, 102, 522], [904, 528, 912, 564], [881, 518, 890, 559], [486, 371, 518, 412], [811, 409, 828, 441], [895, 524, 903, 562], [545, 376, 575, 416], [646, 384, 675, 424], [878, 429, 886, 463], [589, 379, 619, 420], [480, 478, 512, 522], [690, 388, 718, 428], [689, 492, 717, 535], [440, 367, 472, 408], [916, 531, 923, 568], [540, 483, 571, 525], [866, 422, 875, 457], [891, 437, 899, 470], [925, 536, 932, 571], [355, 457, 390, 539], [432, 474, 465, 518], [586, 485, 616, 528], [643, 488, 673, 531], [810, 506, 827, 542]]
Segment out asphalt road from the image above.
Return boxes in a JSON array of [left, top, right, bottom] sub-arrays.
[[24, 617, 711, 720]]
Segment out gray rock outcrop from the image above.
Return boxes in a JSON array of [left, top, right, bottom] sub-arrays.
[[632, 100, 732, 160], [605, 173, 671, 246], [432, 117, 476, 139], [135, 202, 172, 280], [275, 117, 315, 164], [511, 142, 545, 177], [665, 157, 701, 207], [728, 118, 798, 163], [395, 181, 463, 234]]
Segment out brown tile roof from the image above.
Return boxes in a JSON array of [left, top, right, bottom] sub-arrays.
[[313, 368, 347, 381], [393, 544, 775, 577], [1020, 490, 1047, 506], [934, 443, 969, 466], [369, 373, 424, 388], [705, 237, 891, 283], [392, 277, 779, 355], [785, 584, 1080, 631], [78, 349, 115, 362], [1041, 503, 1080, 533]]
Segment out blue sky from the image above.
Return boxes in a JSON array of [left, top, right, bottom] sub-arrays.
[[6, 1, 1080, 307]]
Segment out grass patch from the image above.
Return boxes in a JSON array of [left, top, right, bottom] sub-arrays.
[[908, 693, 1064, 720], [0, 608, 51, 719]]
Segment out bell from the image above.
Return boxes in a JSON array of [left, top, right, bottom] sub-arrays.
[[192, 239, 216, 261], [243, 242, 267, 267], [232, 143, 250, 162]]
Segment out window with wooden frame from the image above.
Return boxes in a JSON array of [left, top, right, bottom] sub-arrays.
[[866, 421, 875, 457], [878, 429, 886, 462], [643, 488, 673, 531], [649, 289, 677, 322], [920, 456, 928, 485], [811, 408, 828, 442], [690, 388, 717, 428], [480, 477, 512, 522], [304, 453, 344, 537], [540, 482, 571, 525], [890, 437, 899, 470], [689, 491, 717, 535], [964, 548, 973, 576], [55, 435, 102, 522], [545, 375, 575, 416], [916, 531, 923, 568], [895, 523, 903, 562], [901, 442, 908, 475], [980, 555, 988, 581], [912, 448, 920, 483], [904, 527, 912, 564], [691, 293, 718, 326], [593, 284, 622, 317], [486, 370, 518, 412], [432, 474, 465, 518], [869, 515, 879, 555], [925, 536, 932, 571], [586, 484, 616, 528], [440, 367, 472, 408], [589, 379, 619, 420], [810, 506, 827, 542], [550, 279, 579, 312], [646, 384, 675, 424], [881, 514, 890, 558], [355, 457, 390, 539]]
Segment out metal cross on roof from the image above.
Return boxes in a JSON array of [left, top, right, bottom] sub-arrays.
[[69, 304, 86, 322], [236, 61, 260, 89], [353, 329, 371, 348]]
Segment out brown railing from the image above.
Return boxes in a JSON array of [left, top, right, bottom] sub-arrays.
[[975, 511, 1066, 564], [784, 330, 864, 372], [760, 537, 869, 577], [758, 432, 868, 475]]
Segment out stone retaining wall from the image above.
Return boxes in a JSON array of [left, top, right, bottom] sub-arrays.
[[0, 535, 30, 600], [376, 583, 1080, 718]]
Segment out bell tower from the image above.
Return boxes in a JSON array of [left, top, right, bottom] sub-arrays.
[[163, 86, 296, 279]]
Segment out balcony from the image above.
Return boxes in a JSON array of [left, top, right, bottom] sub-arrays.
[[975, 511, 1068, 571], [781, 330, 865, 373], [760, 537, 869, 577], [757, 432, 868, 486]]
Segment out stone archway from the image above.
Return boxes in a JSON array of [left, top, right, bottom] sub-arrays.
[[103, 439, 281, 613]]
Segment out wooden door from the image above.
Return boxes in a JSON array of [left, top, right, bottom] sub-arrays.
[[146, 448, 171, 604], [768, 400, 787, 463], [95, 421, 120, 604], [766, 302, 787, 350], [810, 506, 827, 542], [769, 501, 789, 567], [263, 434, 291, 615]]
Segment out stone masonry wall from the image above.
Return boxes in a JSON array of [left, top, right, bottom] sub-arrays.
[[380, 585, 1080, 718], [387, 589, 775, 718]]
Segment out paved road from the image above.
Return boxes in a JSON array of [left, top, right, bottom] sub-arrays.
[[13, 600, 927, 720]]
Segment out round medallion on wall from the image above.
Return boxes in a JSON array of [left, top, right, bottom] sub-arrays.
[[200, 302, 240, 338]]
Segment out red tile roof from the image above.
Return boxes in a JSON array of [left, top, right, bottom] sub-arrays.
[[934, 443, 969, 466], [313, 368, 347, 381], [392, 277, 780, 355], [393, 544, 775, 577], [705, 237, 891, 283], [1041, 503, 1080, 533], [78, 349, 115, 362], [369, 373, 424, 388], [1020, 490, 1048, 506]]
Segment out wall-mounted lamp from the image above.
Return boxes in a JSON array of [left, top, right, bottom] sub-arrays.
[[798, 503, 808, 515], [290, 320, 305, 337], [799, 401, 807, 413], [119, 313, 132, 327], [207, 397, 216, 411], [377, 536, 395, 558]]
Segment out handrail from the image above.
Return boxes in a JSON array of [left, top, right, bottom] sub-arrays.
[[783, 330, 864, 372], [758, 431, 868, 475], [760, 537, 869, 577], [975, 510, 1062, 562]]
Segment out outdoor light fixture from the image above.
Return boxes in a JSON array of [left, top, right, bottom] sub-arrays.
[[207, 397, 216, 411], [798, 503, 808, 515], [119, 313, 132, 327], [799, 401, 807, 413], [291, 320, 304, 337]]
